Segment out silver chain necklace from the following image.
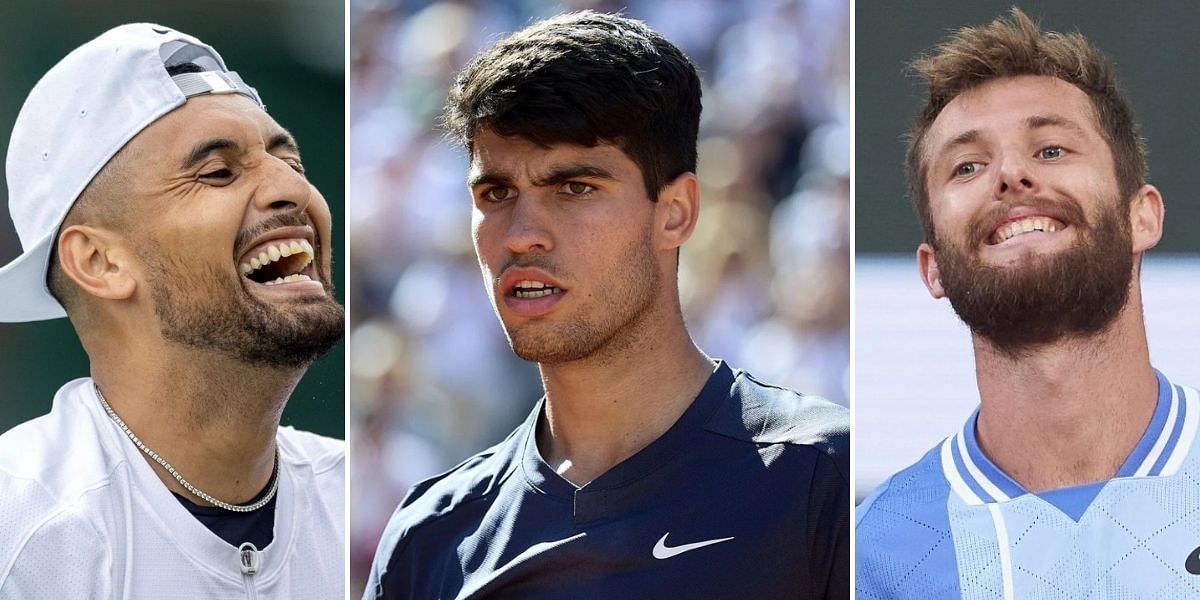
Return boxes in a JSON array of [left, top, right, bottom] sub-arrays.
[[94, 383, 279, 513]]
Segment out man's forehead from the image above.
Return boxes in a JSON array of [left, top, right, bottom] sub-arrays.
[[469, 130, 630, 179], [132, 93, 291, 160], [926, 75, 1100, 155]]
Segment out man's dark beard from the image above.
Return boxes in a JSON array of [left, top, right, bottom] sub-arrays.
[[933, 199, 1133, 355], [140, 240, 344, 369]]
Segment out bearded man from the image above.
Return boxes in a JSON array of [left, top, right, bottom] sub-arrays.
[[364, 11, 849, 600], [856, 9, 1200, 599], [0, 24, 345, 597]]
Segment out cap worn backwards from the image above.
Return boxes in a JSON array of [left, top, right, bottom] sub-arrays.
[[0, 23, 264, 322]]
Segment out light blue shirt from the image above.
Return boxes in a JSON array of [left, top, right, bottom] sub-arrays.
[[857, 370, 1200, 599]]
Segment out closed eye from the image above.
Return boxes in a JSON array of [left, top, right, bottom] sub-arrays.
[[200, 167, 234, 181], [281, 157, 306, 175]]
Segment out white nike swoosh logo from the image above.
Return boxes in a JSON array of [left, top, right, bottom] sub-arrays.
[[652, 533, 735, 559]]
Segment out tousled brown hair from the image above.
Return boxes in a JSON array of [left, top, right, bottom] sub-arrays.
[[905, 7, 1146, 243]]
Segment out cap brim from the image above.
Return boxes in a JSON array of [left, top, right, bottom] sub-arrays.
[[0, 233, 67, 322]]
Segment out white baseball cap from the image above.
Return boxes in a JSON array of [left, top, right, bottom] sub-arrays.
[[0, 23, 264, 322]]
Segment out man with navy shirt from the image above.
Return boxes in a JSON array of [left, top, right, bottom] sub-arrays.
[[857, 9, 1200, 598], [364, 11, 849, 599]]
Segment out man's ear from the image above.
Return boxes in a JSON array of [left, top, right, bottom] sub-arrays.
[[656, 172, 700, 251], [917, 242, 946, 299], [1129, 183, 1164, 254], [56, 225, 137, 302]]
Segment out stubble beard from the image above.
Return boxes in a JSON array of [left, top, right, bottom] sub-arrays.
[[934, 196, 1133, 355], [501, 230, 661, 365], [141, 246, 345, 369]]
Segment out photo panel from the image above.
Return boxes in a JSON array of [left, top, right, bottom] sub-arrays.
[[349, 1, 848, 597]]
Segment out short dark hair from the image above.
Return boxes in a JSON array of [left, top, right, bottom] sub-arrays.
[[906, 8, 1146, 243], [443, 10, 702, 200]]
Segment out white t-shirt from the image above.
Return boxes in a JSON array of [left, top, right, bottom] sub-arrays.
[[0, 378, 345, 599]]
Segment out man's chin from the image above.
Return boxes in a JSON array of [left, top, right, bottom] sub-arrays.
[[161, 297, 344, 369], [942, 253, 1131, 353], [507, 324, 599, 365]]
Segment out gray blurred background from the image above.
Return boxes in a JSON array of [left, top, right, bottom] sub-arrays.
[[857, 2, 1200, 501], [0, 1, 345, 439], [348, 0, 849, 591]]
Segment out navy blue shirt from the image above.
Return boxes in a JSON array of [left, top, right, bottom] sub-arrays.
[[365, 362, 849, 599]]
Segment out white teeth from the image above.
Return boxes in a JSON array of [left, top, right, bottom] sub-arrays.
[[515, 288, 555, 298], [994, 217, 1061, 244], [239, 237, 317, 281], [513, 280, 558, 298], [263, 273, 313, 286], [513, 280, 560, 298]]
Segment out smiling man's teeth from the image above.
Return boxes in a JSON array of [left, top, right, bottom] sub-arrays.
[[994, 217, 1059, 244], [513, 280, 559, 298], [239, 239, 315, 282], [264, 274, 313, 286]]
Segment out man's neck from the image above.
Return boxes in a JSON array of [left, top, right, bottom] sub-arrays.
[[536, 310, 714, 487], [90, 342, 302, 505], [972, 300, 1158, 493]]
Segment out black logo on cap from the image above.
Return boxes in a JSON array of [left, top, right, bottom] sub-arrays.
[[1187, 545, 1200, 575]]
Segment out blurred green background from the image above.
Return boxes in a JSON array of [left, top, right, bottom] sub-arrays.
[[0, 0, 345, 437]]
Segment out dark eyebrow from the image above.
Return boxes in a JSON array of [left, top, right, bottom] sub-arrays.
[[181, 138, 237, 170], [467, 171, 512, 189], [268, 131, 301, 156], [467, 165, 616, 189], [530, 165, 615, 187]]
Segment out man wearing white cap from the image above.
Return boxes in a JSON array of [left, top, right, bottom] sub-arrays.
[[0, 24, 345, 597]]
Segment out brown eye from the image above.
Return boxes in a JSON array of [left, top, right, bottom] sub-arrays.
[[954, 162, 977, 177], [484, 187, 514, 202], [564, 182, 593, 195]]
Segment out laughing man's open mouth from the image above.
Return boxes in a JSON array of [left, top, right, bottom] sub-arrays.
[[238, 238, 315, 285]]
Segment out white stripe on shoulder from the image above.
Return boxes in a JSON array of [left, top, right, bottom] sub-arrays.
[[956, 428, 1009, 502], [940, 434, 984, 505], [1160, 385, 1199, 476], [1134, 382, 1179, 477]]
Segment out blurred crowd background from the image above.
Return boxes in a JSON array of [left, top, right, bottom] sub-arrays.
[[348, 0, 850, 588], [0, 1, 345, 438]]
